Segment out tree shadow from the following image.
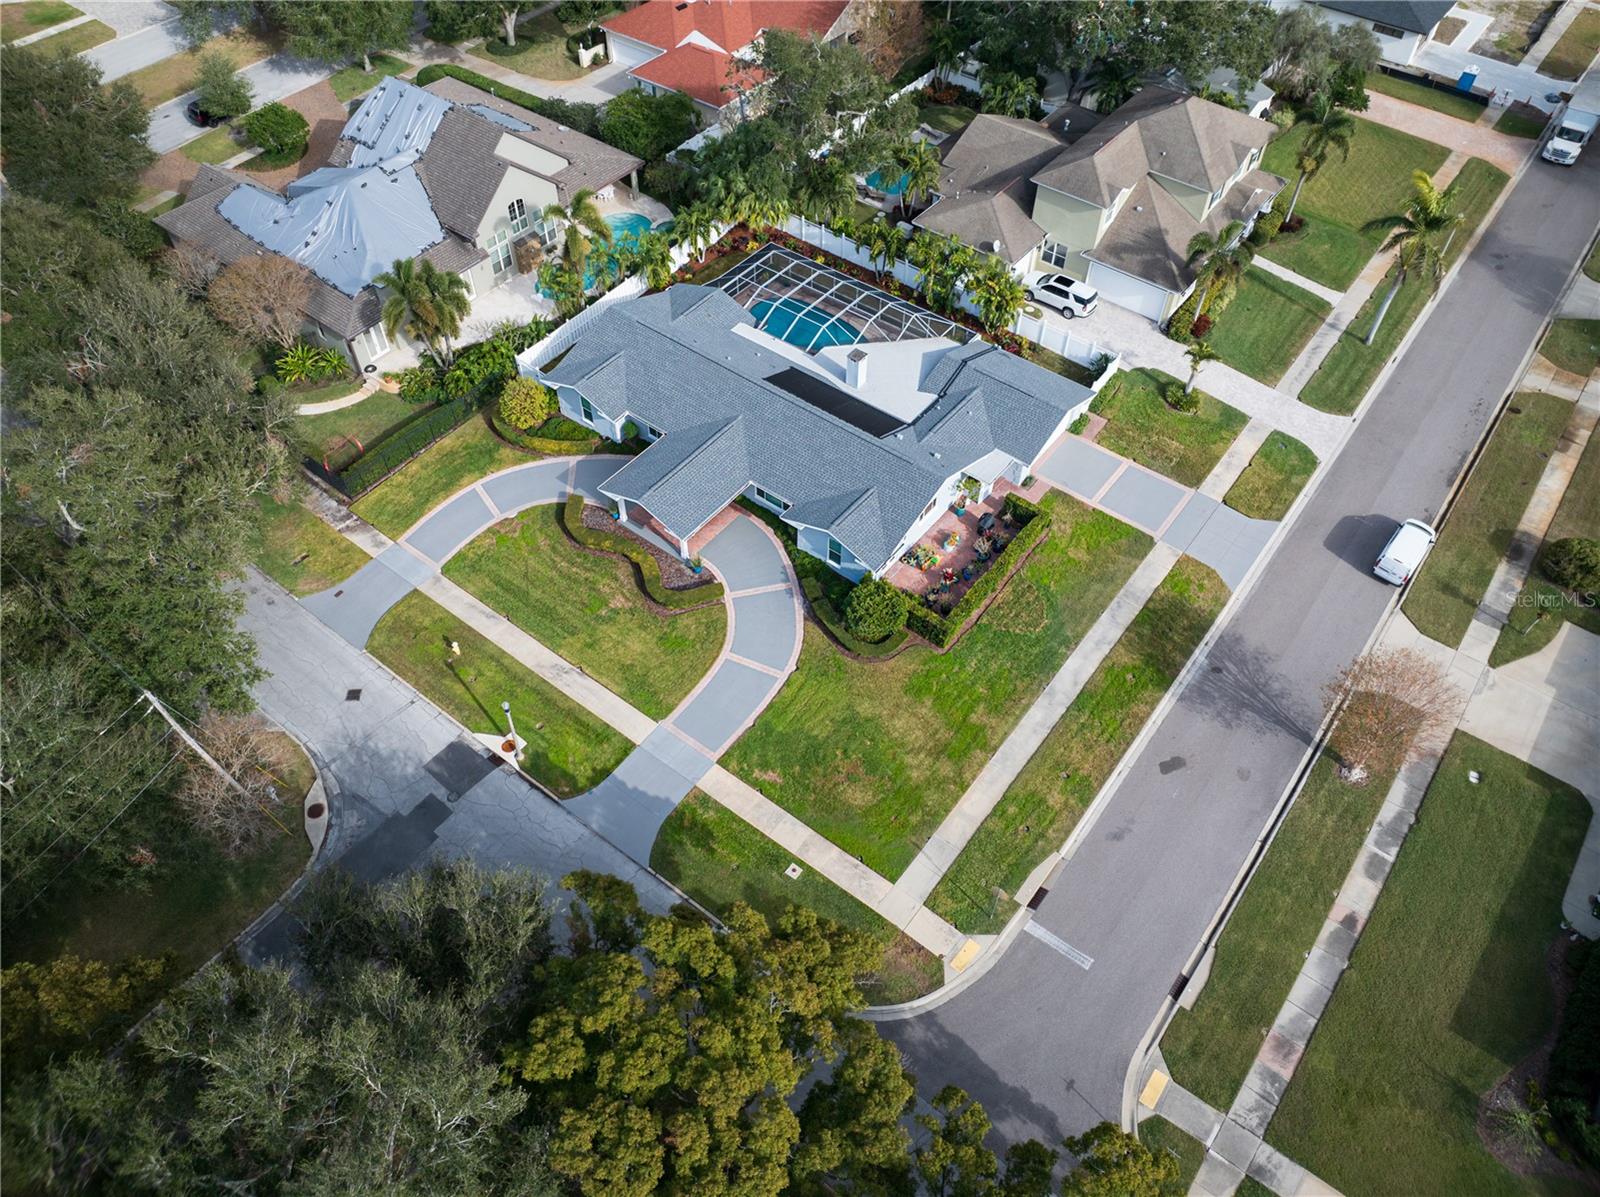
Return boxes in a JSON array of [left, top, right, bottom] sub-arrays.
[[1183, 629, 1319, 745]]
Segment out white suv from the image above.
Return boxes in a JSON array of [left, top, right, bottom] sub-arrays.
[[1373, 519, 1438, 586], [1029, 274, 1099, 318]]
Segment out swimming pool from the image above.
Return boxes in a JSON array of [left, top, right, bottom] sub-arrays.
[[865, 168, 908, 195], [541, 211, 658, 294], [751, 296, 864, 349]]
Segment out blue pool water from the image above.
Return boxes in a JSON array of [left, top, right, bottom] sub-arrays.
[[751, 297, 865, 349], [541, 211, 656, 294], [865, 168, 908, 195]]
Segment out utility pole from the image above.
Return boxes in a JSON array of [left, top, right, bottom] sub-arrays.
[[142, 690, 247, 797]]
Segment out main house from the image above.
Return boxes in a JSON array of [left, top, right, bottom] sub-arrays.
[[1290, 0, 1458, 66], [914, 86, 1285, 323], [602, 0, 855, 121], [157, 76, 642, 371], [527, 279, 1095, 580]]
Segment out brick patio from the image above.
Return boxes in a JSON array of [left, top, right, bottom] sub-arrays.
[[884, 483, 1034, 605]]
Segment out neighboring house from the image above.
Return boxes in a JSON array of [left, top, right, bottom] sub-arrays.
[[602, 0, 854, 122], [1291, 0, 1457, 65], [528, 282, 1094, 580], [915, 86, 1284, 322], [156, 76, 642, 371]]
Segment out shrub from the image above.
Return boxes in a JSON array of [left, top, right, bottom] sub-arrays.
[[559, 494, 725, 609], [1282, 213, 1306, 234], [276, 342, 344, 383], [498, 376, 556, 430], [907, 495, 1048, 648], [804, 577, 907, 656], [443, 338, 516, 398], [242, 102, 309, 161], [1166, 384, 1200, 414], [1190, 313, 1214, 338], [194, 49, 253, 119], [1541, 537, 1600, 597], [843, 577, 907, 643], [1167, 287, 1203, 344], [412, 64, 599, 135], [95, 202, 166, 260], [599, 89, 699, 161], [1550, 941, 1600, 1163], [397, 364, 442, 402], [340, 392, 470, 494]]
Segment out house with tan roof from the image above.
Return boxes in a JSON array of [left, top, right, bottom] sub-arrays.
[[602, 0, 855, 120], [914, 86, 1284, 324]]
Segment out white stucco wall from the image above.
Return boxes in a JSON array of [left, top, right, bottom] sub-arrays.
[[1302, 2, 1428, 64]]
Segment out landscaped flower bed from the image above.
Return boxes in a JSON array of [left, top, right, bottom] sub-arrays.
[[903, 493, 1050, 648]]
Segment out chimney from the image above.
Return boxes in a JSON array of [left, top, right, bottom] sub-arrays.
[[847, 347, 869, 389]]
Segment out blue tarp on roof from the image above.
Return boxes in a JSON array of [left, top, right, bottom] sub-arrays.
[[467, 102, 532, 132], [342, 77, 452, 167]]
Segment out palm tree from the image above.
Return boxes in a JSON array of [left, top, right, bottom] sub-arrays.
[[1089, 56, 1139, 114], [928, 21, 964, 82], [1284, 94, 1356, 224], [864, 220, 908, 283], [1184, 339, 1219, 395], [634, 230, 674, 291], [1361, 169, 1461, 346], [795, 159, 854, 223], [899, 139, 941, 216], [1185, 220, 1254, 316], [375, 257, 443, 360], [542, 187, 611, 279], [966, 255, 1027, 333], [675, 203, 717, 261], [417, 260, 471, 364], [732, 185, 788, 231], [980, 71, 1038, 119]]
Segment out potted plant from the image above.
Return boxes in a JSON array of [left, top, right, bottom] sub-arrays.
[[690, 556, 704, 575]]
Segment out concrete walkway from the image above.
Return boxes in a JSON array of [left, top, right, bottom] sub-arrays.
[[1252, 256, 1344, 307], [11, 12, 95, 47]]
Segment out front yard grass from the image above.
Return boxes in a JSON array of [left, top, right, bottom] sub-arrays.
[[350, 414, 523, 537], [1223, 432, 1319, 521], [929, 557, 1229, 933], [1299, 157, 1509, 415], [1268, 734, 1591, 1197], [294, 388, 432, 471], [120, 29, 277, 109], [442, 505, 726, 720], [327, 52, 409, 103], [1204, 267, 1331, 386], [1492, 428, 1600, 665], [1364, 69, 1487, 121], [469, 11, 594, 81], [918, 104, 975, 135], [1160, 754, 1391, 1110], [1540, 5, 1600, 80], [1539, 318, 1600, 376], [651, 792, 944, 1005], [1259, 215, 1374, 292], [18, 15, 112, 53], [724, 493, 1153, 880], [1494, 105, 1549, 138], [1586, 237, 1600, 283], [2, 0, 81, 41], [1089, 368, 1248, 487], [1139, 1116, 1206, 1197], [250, 488, 369, 596], [181, 124, 242, 164], [1403, 391, 1573, 645], [367, 590, 633, 796]]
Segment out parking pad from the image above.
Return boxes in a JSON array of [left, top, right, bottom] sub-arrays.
[[1186, 506, 1275, 589], [1037, 436, 1122, 498], [670, 660, 777, 752], [731, 589, 797, 670], [405, 487, 493, 562], [701, 517, 790, 591], [1099, 468, 1187, 532]]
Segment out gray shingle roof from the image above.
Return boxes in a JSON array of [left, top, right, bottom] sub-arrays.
[[1315, 1, 1453, 34], [911, 114, 1067, 260], [543, 285, 1093, 572]]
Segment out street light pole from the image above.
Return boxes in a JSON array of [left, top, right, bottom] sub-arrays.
[[501, 701, 517, 749]]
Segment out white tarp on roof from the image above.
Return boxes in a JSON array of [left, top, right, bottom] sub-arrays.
[[343, 77, 452, 167]]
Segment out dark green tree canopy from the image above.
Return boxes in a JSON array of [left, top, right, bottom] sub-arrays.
[[267, 0, 413, 71]]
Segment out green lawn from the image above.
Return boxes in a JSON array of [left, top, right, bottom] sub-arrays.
[[1404, 392, 1573, 645], [1090, 368, 1248, 487], [367, 590, 633, 796], [918, 104, 976, 135], [469, 11, 594, 81], [1494, 106, 1548, 138], [16, 15, 112, 53], [351, 414, 524, 537], [1139, 1116, 1205, 1197], [1492, 428, 1600, 665], [1259, 214, 1374, 292], [1539, 318, 1600, 376], [250, 489, 369, 596], [1586, 237, 1600, 283], [1540, 6, 1600, 80], [1269, 734, 1592, 1197], [181, 124, 242, 164], [143, 194, 183, 217], [1299, 158, 1509, 415], [1364, 70, 1487, 121], [1, 0, 80, 41], [725, 493, 1153, 880], [5, 735, 314, 976], [1160, 755, 1391, 1109], [120, 29, 277, 109], [651, 792, 944, 1005], [1223, 431, 1319, 521], [442, 505, 726, 720], [327, 52, 409, 103], [929, 557, 1229, 933], [1205, 267, 1331, 385], [294, 389, 431, 470]]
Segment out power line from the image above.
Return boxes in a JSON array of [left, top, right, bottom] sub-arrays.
[[4, 704, 161, 842], [4, 693, 145, 806]]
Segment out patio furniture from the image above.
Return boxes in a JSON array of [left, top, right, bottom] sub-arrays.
[[977, 512, 996, 534]]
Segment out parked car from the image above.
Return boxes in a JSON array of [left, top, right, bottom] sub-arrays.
[[1373, 518, 1437, 586], [1029, 275, 1099, 318], [186, 100, 228, 128]]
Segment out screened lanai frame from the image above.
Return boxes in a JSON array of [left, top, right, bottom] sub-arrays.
[[713, 244, 972, 353]]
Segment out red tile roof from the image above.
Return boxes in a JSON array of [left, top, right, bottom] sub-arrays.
[[628, 41, 763, 108], [603, 0, 849, 56]]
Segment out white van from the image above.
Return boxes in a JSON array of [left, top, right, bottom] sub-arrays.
[[1373, 519, 1438, 586]]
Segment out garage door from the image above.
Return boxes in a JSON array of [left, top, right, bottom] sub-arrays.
[[606, 32, 657, 69], [1087, 263, 1170, 322]]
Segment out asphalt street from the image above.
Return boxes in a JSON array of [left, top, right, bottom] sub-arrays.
[[883, 146, 1600, 1145]]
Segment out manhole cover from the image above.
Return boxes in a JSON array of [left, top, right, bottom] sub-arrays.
[[345, 689, 362, 702]]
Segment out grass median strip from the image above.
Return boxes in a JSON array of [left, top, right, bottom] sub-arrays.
[[350, 415, 522, 537], [1138, 1115, 1205, 1197], [1538, 319, 1600, 377], [119, 29, 276, 109], [1159, 754, 1392, 1110], [1268, 734, 1590, 1197], [651, 792, 944, 1005], [1403, 391, 1572, 646], [1223, 431, 1319, 521], [725, 493, 1152, 881], [1365, 70, 1486, 121], [1090, 368, 1248, 487], [928, 557, 1229, 934], [250, 489, 369, 596], [367, 590, 632, 796], [1204, 267, 1332, 386], [2, 0, 81, 41], [443, 504, 725, 720]]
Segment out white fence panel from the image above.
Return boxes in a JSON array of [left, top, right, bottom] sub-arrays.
[[517, 277, 646, 373]]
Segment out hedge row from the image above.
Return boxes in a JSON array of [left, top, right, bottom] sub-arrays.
[[490, 412, 601, 456], [339, 391, 476, 495], [413, 64, 601, 136], [801, 576, 908, 657], [904, 493, 1049, 648], [559, 494, 725, 610]]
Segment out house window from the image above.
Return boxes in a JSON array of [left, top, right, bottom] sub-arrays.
[[579, 396, 597, 424], [360, 322, 389, 358], [753, 485, 791, 511], [530, 213, 558, 245], [647, 424, 663, 440], [509, 198, 529, 234], [827, 537, 844, 565], [1041, 237, 1071, 268], [1209, 187, 1223, 207], [1371, 21, 1405, 37], [487, 229, 513, 274]]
